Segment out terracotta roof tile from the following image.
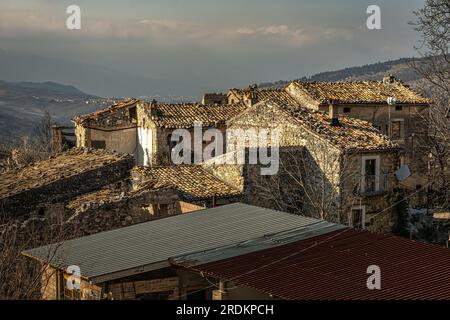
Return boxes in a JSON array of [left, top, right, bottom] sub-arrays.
[[132, 165, 242, 201], [291, 80, 430, 105], [229, 87, 299, 105], [73, 99, 139, 124], [66, 180, 173, 212], [0, 148, 133, 199], [142, 102, 247, 128], [266, 100, 399, 151]]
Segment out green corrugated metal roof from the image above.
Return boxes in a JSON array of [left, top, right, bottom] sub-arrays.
[[23, 203, 341, 282]]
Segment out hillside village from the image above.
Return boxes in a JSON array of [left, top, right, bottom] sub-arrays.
[[1, 75, 449, 300]]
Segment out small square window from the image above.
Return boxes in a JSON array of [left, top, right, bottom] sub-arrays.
[[343, 107, 351, 113], [351, 208, 364, 229], [395, 105, 403, 111]]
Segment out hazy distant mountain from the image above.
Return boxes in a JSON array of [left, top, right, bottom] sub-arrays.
[[0, 49, 199, 98], [0, 80, 107, 143], [258, 57, 426, 89]]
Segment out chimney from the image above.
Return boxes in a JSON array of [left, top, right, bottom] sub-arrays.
[[52, 125, 63, 152], [244, 91, 258, 107], [383, 74, 397, 84], [328, 99, 340, 126], [150, 99, 158, 119]]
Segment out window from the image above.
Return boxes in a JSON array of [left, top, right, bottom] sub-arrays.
[[129, 106, 137, 123], [38, 207, 45, 216], [391, 120, 404, 140], [343, 107, 351, 113], [157, 204, 168, 216], [361, 156, 380, 193], [167, 134, 177, 150], [91, 140, 106, 149], [395, 105, 403, 111], [351, 207, 365, 229]]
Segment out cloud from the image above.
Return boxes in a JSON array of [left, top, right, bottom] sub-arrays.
[[0, 5, 353, 49], [230, 24, 353, 47]]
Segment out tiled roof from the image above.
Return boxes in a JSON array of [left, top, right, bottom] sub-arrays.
[[65, 179, 171, 212], [73, 99, 139, 124], [132, 165, 242, 201], [290, 80, 430, 105], [142, 102, 247, 128], [228, 87, 299, 105], [269, 100, 399, 151], [181, 228, 450, 300], [0, 148, 133, 199]]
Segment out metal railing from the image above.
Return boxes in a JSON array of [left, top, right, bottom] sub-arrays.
[[354, 174, 392, 196]]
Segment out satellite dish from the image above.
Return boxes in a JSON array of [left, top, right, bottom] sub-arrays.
[[395, 165, 411, 181]]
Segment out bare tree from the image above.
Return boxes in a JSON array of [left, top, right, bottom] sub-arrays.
[[247, 144, 361, 225], [411, 0, 450, 209], [1, 111, 56, 172], [0, 210, 70, 299]]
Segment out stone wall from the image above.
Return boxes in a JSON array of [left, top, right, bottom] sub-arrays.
[[65, 187, 181, 237], [40, 265, 102, 300], [227, 101, 401, 231], [338, 150, 400, 231]]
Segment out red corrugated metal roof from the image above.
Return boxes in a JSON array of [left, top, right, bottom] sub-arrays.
[[181, 229, 450, 300]]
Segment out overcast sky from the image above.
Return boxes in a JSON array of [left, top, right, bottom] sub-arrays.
[[0, 0, 426, 96]]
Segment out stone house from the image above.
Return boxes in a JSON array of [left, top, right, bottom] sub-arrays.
[[136, 100, 246, 166], [73, 99, 140, 155], [131, 165, 242, 209], [0, 148, 134, 217], [227, 85, 299, 106], [73, 99, 246, 166], [0, 148, 201, 241], [227, 78, 430, 194], [64, 180, 182, 237], [201, 93, 227, 105], [218, 99, 401, 233], [285, 76, 431, 191]]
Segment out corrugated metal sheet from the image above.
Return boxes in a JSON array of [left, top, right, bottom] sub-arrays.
[[23, 203, 333, 281], [182, 229, 450, 300]]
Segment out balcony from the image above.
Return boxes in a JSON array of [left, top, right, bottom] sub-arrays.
[[353, 174, 393, 196]]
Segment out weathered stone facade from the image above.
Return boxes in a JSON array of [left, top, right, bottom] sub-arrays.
[[64, 182, 181, 236], [223, 99, 401, 232], [285, 79, 431, 191], [74, 99, 246, 166], [131, 165, 242, 208]]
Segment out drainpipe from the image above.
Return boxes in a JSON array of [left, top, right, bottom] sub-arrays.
[[387, 97, 397, 138]]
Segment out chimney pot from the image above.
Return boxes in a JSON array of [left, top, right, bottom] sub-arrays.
[[383, 74, 397, 84], [150, 99, 158, 118]]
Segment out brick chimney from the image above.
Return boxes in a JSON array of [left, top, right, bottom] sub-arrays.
[[244, 91, 258, 107], [150, 99, 158, 119], [328, 99, 340, 126], [383, 74, 397, 84]]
